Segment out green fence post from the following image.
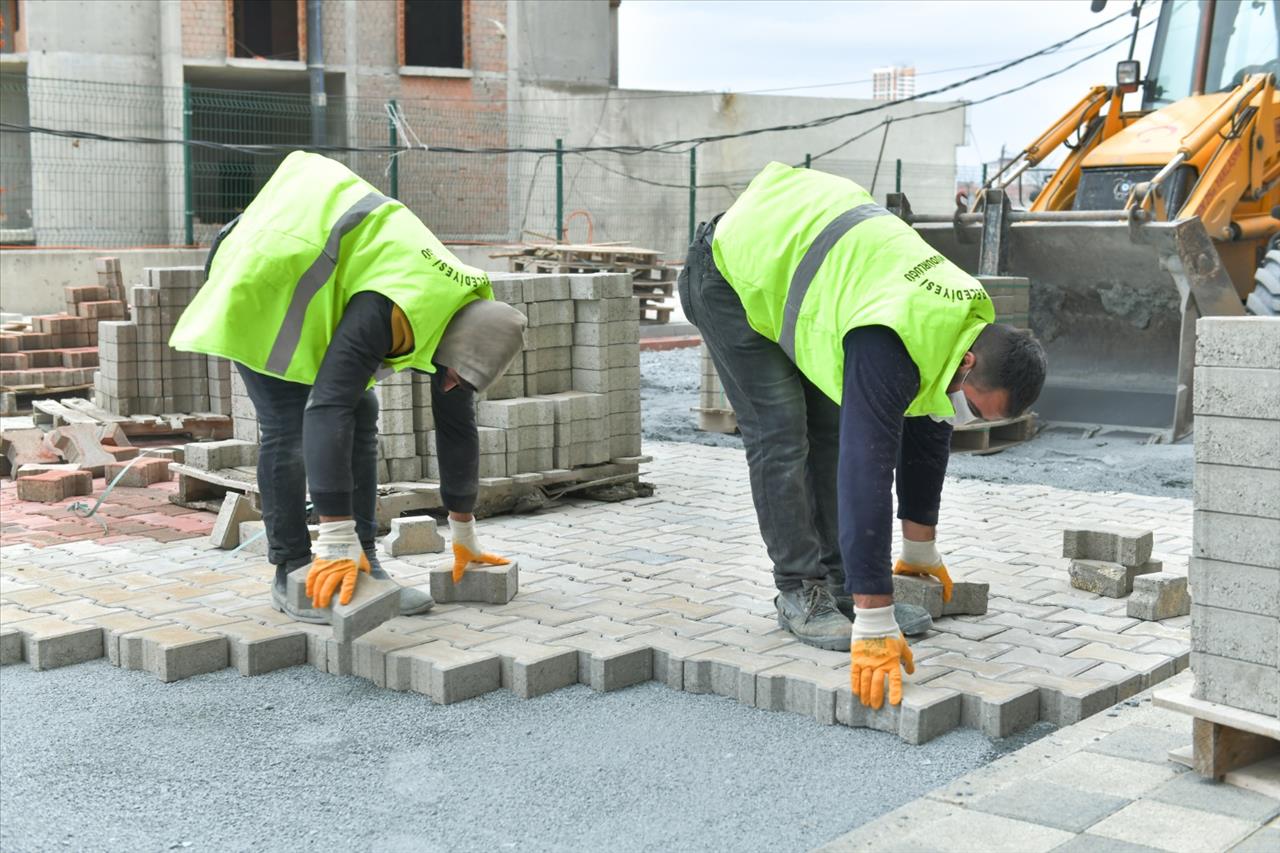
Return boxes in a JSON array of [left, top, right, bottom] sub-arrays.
[[182, 84, 193, 246], [982, 163, 988, 186], [688, 147, 697, 245], [804, 153, 811, 169], [554, 138, 564, 243], [388, 100, 399, 199], [895, 159, 902, 193]]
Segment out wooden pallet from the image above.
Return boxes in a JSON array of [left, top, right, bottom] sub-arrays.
[[950, 412, 1037, 455], [634, 281, 675, 299], [28, 397, 232, 441], [0, 383, 93, 415], [694, 407, 739, 435], [1155, 680, 1280, 782]]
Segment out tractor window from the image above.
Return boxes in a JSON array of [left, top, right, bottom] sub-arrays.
[[1146, 0, 1202, 106], [1207, 0, 1280, 92]]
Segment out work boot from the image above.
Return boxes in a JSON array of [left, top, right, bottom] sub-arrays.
[[369, 565, 435, 617], [775, 586, 852, 651], [270, 577, 331, 625], [833, 595, 933, 637]]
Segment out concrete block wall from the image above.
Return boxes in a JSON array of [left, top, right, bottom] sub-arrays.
[[94, 266, 232, 416], [1189, 317, 1280, 719]]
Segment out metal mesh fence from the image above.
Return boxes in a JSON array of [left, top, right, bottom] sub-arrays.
[[2, 74, 993, 257]]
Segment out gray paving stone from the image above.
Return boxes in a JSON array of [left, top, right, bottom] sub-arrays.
[[351, 626, 431, 688], [1231, 827, 1280, 853], [968, 779, 1130, 833], [928, 671, 1041, 737], [386, 641, 503, 704], [1147, 773, 1280, 823], [139, 626, 228, 683], [1047, 835, 1164, 853], [550, 633, 652, 692], [1004, 669, 1117, 726], [17, 617, 104, 671], [1127, 573, 1191, 621], [1089, 799, 1259, 852], [1063, 527, 1154, 567], [1069, 560, 1137, 598], [331, 576, 401, 644], [383, 516, 445, 557], [1191, 604, 1279, 668], [990, 646, 1097, 677], [1085, 726, 1192, 766], [478, 636, 579, 699], [429, 561, 519, 605], [1191, 652, 1280, 719], [0, 628, 22, 664], [214, 621, 306, 676]]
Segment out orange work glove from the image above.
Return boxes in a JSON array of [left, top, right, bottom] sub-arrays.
[[306, 520, 372, 608], [892, 538, 953, 602], [849, 604, 916, 709], [449, 516, 511, 583]]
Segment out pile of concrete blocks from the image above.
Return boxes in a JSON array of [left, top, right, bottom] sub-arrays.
[[694, 345, 739, 434], [1064, 527, 1161, 597], [1188, 316, 1280, 718], [376, 371, 419, 482], [230, 369, 257, 443], [0, 257, 127, 411], [94, 266, 232, 416]]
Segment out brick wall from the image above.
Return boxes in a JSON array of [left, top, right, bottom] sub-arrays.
[[182, 0, 226, 60]]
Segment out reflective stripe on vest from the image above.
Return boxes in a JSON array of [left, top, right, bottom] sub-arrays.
[[778, 203, 892, 360], [265, 190, 391, 375]]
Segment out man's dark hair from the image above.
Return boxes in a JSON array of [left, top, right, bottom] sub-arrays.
[[970, 323, 1047, 418]]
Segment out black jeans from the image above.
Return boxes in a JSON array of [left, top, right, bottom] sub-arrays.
[[679, 219, 844, 594], [235, 364, 381, 573]]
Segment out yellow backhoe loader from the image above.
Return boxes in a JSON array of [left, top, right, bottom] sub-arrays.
[[890, 0, 1278, 441]]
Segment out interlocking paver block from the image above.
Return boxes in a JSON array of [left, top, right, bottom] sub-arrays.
[[138, 626, 228, 682], [182, 439, 257, 471], [478, 636, 578, 699], [16, 616, 104, 670], [428, 561, 518, 605], [1004, 669, 1117, 726], [683, 645, 780, 707], [928, 671, 1041, 738], [16, 469, 93, 503], [386, 641, 501, 703], [1, 627, 23, 664], [82, 612, 166, 666], [1063, 527, 1154, 567], [550, 632, 652, 692], [210, 492, 259, 550], [1068, 559, 1154, 597], [331, 576, 401, 644], [382, 516, 445, 557], [835, 681, 963, 745], [352, 626, 432, 687], [103, 457, 171, 488], [215, 621, 306, 676], [1127, 573, 1190, 621]]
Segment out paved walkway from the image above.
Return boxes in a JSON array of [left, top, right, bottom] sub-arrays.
[[817, 670, 1280, 853], [2, 441, 1193, 744]]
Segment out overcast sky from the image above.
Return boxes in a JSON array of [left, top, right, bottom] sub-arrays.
[[617, 0, 1157, 167]]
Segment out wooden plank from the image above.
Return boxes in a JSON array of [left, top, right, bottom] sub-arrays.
[[1193, 718, 1280, 780], [1154, 681, 1280, 740], [31, 399, 98, 426], [60, 397, 129, 423]]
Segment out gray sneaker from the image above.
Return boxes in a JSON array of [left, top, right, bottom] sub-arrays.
[[271, 579, 331, 625], [833, 596, 934, 637], [775, 586, 852, 651], [369, 566, 435, 616]]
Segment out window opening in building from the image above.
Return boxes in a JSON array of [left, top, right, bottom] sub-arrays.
[[233, 0, 300, 61], [404, 0, 465, 68]]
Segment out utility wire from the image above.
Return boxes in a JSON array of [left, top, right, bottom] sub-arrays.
[[0, 6, 1136, 158]]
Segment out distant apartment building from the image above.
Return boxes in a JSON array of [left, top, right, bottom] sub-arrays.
[[871, 65, 915, 101]]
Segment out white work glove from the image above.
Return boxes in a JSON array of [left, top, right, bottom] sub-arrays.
[[849, 604, 915, 709], [893, 538, 954, 602], [306, 519, 371, 608], [448, 517, 510, 582]]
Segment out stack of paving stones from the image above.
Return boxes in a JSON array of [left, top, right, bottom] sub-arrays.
[[1188, 316, 1280, 719], [0, 257, 127, 411], [376, 371, 419, 482], [0, 441, 1199, 744], [694, 345, 739, 434], [1065, 527, 1162, 598], [94, 266, 232, 417]]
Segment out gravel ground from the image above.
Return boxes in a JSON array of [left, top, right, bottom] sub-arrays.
[[0, 661, 1047, 853], [641, 346, 1194, 499]]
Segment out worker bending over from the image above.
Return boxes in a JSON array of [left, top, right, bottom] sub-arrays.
[[679, 162, 1046, 708], [172, 152, 525, 623]]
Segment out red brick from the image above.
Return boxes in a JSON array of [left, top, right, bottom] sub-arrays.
[[0, 334, 19, 353], [16, 470, 93, 503], [77, 301, 126, 321], [64, 285, 110, 305], [23, 350, 63, 368], [104, 458, 172, 487], [15, 332, 52, 350], [103, 446, 140, 463], [0, 353, 26, 370]]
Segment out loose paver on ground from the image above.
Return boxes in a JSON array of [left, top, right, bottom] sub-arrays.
[[1, 441, 1194, 746]]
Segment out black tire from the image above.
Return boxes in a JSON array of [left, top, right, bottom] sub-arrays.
[[1246, 247, 1280, 316]]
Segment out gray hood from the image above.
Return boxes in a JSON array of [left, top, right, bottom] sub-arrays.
[[433, 299, 527, 392]]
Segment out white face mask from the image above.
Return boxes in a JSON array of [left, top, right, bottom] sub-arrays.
[[930, 370, 980, 427]]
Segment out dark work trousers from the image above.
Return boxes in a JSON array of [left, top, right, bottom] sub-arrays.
[[234, 364, 381, 573], [678, 219, 844, 594]]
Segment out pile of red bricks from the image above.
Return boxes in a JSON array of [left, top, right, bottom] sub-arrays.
[[0, 258, 127, 411]]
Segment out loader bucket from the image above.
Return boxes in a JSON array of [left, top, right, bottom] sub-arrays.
[[911, 217, 1243, 440]]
